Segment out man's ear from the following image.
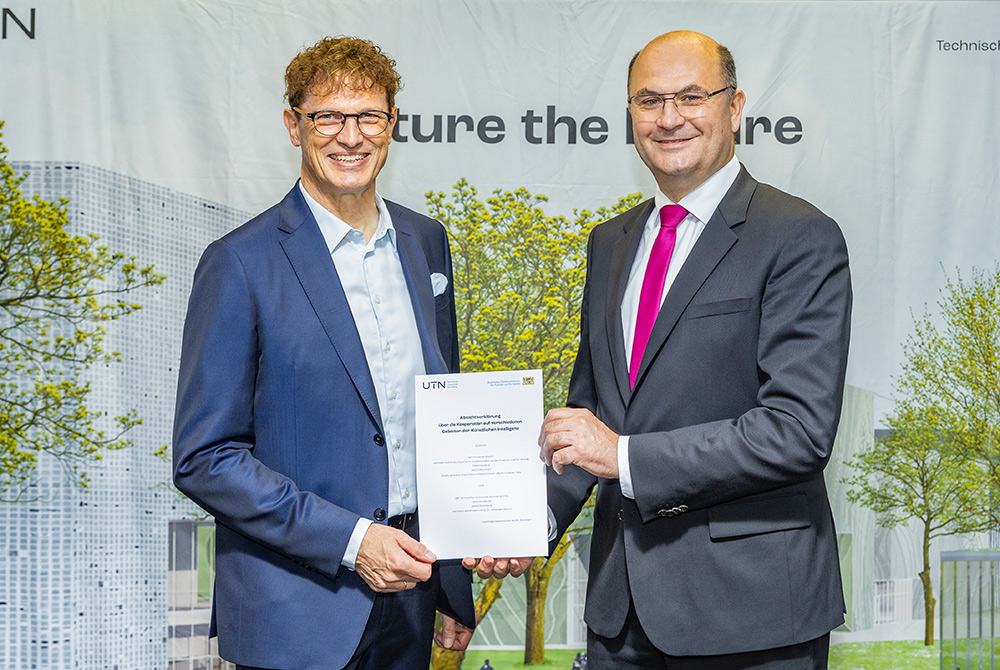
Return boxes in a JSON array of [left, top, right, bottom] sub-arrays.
[[283, 108, 303, 148], [729, 89, 746, 134]]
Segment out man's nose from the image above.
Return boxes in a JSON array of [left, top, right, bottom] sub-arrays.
[[656, 100, 687, 129], [337, 117, 365, 145]]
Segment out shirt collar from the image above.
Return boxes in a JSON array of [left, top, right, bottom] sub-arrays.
[[297, 180, 396, 253], [653, 155, 741, 225]]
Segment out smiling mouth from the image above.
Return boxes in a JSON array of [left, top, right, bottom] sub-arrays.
[[331, 154, 368, 164], [657, 137, 693, 145]]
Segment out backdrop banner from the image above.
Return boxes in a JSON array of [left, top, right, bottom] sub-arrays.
[[1, 1, 998, 666]]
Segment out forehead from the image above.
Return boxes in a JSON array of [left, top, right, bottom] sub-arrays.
[[629, 40, 722, 92], [302, 76, 389, 110]]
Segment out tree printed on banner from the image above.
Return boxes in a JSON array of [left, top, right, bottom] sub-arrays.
[[845, 266, 1000, 645], [0, 122, 166, 502], [426, 179, 640, 668]]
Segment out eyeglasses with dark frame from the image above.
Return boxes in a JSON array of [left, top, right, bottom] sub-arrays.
[[627, 86, 732, 119], [293, 107, 396, 137]]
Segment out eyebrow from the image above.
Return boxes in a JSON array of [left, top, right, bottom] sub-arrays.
[[633, 84, 707, 96]]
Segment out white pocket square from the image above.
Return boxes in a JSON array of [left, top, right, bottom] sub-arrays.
[[430, 272, 448, 297]]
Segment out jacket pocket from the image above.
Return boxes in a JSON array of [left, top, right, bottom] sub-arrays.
[[708, 493, 810, 540], [686, 297, 752, 319]]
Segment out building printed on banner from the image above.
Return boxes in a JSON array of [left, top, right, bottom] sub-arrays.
[[0, 162, 247, 670]]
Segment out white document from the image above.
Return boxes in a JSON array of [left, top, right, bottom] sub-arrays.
[[415, 369, 549, 560]]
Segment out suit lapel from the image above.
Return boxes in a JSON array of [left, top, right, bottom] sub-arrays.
[[276, 186, 383, 428], [388, 204, 449, 376], [630, 168, 757, 396], [606, 200, 654, 405]]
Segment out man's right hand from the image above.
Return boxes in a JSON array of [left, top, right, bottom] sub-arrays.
[[355, 523, 436, 592]]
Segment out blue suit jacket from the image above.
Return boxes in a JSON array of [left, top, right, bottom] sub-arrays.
[[172, 184, 474, 670]]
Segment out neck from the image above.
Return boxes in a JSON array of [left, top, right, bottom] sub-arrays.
[[302, 179, 379, 241], [660, 182, 697, 203], [659, 151, 737, 203]]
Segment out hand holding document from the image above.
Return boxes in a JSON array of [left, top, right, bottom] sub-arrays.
[[415, 369, 548, 560]]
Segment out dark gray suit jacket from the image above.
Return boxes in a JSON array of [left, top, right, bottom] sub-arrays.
[[547, 166, 851, 656]]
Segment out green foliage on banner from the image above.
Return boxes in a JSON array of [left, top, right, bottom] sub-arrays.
[[0, 122, 166, 502], [197, 525, 216, 602], [427, 180, 639, 667], [844, 265, 1000, 645], [427, 178, 642, 412]]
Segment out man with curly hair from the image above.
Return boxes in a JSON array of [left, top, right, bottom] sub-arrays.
[[173, 36, 475, 669]]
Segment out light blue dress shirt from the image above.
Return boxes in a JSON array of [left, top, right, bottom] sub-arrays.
[[300, 183, 425, 569]]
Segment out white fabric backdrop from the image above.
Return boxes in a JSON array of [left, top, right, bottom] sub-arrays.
[[2, 0, 999, 422]]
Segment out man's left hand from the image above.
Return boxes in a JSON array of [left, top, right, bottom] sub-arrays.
[[461, 555, 534, 579], [539, 407, 619, 477], [435, 614, 474, 651]]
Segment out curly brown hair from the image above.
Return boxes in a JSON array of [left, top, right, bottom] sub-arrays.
[[284, 36, 402, 110]]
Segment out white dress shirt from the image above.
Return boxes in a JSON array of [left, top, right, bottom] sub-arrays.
[[617, 156, 741, 499], [300, 183, 425, 569]]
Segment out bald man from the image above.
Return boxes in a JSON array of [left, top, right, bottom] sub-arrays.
[[538, 31, 851, 669]]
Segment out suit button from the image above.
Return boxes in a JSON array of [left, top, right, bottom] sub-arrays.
[[373, 434, 385, 446], [657, 509, 668, 518], [617, 509, 623, 520], [678, 505, 689, 513], [374, 508, 386, 521]]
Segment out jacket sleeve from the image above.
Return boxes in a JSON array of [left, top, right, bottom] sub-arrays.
[[546, 228, 600, 552], [172, 239, 360, 580], [629, 212, 852, 521]]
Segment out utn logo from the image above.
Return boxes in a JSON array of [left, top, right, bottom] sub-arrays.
[[422, 381, 447, 390], [2, 7, 35, 39]]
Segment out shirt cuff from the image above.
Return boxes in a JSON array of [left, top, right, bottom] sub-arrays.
[[546, 505, 558, 543], [342, 518, 373, 571], [618, 434, 634, 499]]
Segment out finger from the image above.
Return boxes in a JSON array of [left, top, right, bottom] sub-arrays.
[[538, 424, 551, 461], [361, 574, 398, 594], [475, 555, 496, 579], [551, 446, 579, 475], [379, 536, 433, 583], [462, 556, 479, 570], [538, 409, 567, 449], [451, 622, 473, 651], [439, 615, 456, 648], [545, 406, 576, 422], [541, 426, 578, 462], [492, 557, 509, 577], [404, 560, 433, 583], [540, 434, 565, 466], [396, 532, 437, 563]]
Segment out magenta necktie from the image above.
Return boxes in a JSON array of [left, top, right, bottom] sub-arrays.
[[629, 204, 688, 388]]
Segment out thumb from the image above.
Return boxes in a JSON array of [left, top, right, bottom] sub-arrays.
[[398, 532, 437, 563], [440, 615, 456, 647]]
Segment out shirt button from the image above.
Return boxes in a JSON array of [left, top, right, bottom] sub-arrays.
[[404, 490, 411, 498], [394, 440, 401, 450], [385, 343, 392, 352], [375, 296, 382, 304], [391, 391, 398, 400]]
